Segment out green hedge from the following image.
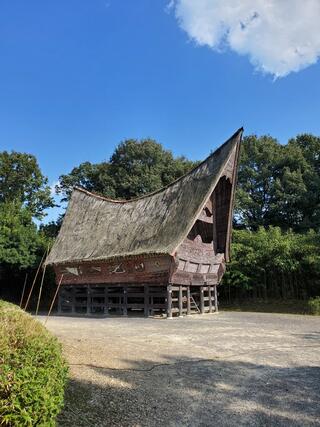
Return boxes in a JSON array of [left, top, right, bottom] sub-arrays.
[[0, 301, 68, 426], [308, 297, 320, 315]]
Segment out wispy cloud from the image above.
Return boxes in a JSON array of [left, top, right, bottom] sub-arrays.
[[169, 0, 320, 78]]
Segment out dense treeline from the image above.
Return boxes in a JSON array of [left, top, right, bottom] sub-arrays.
[[221, 227, 320, 303], [222, 133, 320, 304], [0, 134, 319, 310]]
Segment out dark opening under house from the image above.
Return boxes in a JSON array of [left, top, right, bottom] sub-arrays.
[[46, 128, 243, 317]]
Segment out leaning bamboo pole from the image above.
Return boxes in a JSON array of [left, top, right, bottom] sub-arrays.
[[23, 250, 46, 311], [19, 272, 28, 308], [35, 244, 50, 316], [44, 274, 64, 325]]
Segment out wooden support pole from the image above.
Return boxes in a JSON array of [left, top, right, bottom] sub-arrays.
[[208, 285, 213, 313], [104, 286, 109, 315], [24, 250, 46, 311], [19, 273, 28, 308], [45, 274, 64, 324], [35, 245, 50, 316], [167, 284, 172, 319], [144, 285, 149, 317], [187, 285, 191, 315], [86, 285, 91, 315], [214, 285, 218, 312], [123, 286, 128, 316], [178, 285, 183, 317], [200, 285, 204, 314]]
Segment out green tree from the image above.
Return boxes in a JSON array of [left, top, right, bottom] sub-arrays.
[[223, 227, 320, 302], [236, 135, 308, 230], [0, 151, 53, 219], [288, 134, 320, 230], [0, 201, 47, 269], [57, 138, 198, 200], [109, 139, 197, 199]]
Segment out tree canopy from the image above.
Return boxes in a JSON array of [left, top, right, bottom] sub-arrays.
[[0, 151, 53, 219], [57, 138, 198, 201], [235, 135, 319, 231]]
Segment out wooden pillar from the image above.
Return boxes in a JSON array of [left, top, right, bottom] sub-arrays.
[[208, 285, 213, 313], [167, 284, 172, 319], [123, 286, 128, 316], [104, 286, 109, 315], [178, 285, 183, 317], [86, 285, 91, 315], [187, 286, 191, 315], [144, 285, 149, 317], [200, 285, 204, 314], [214, 285, 218, 312]]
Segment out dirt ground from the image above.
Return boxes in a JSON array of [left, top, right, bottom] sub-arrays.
[[40, 312, 320, 427]]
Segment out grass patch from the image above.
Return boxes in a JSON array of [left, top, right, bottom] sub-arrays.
[[0, 300, 68, 426]]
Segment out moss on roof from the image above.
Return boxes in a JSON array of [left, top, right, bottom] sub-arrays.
[[46, 128, 242, 265]]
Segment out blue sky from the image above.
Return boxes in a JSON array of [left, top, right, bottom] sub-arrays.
[[1, 1, 320, 222]]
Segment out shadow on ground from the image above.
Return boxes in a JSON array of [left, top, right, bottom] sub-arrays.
[[58, 356, 320, 427]]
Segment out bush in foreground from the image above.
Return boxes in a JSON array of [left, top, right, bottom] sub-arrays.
[[0, 301, 68, 426], [308, 297, 320, 315]]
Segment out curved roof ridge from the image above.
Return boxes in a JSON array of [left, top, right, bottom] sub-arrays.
[[73, 127, 244, 204]]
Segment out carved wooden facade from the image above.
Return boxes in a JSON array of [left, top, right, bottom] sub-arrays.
[[46, 128, 243, 317]]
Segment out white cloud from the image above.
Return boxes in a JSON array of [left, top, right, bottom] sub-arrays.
[[170, 0, 320, 77]]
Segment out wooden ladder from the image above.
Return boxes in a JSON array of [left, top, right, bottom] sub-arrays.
[[190, 295, 200, 313]]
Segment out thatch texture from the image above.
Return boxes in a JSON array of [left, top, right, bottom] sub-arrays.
[[46, 129, 242, 265]]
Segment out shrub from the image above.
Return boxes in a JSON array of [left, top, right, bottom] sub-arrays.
[[308, 297, 320, 315], [0, 301, 68, 426]]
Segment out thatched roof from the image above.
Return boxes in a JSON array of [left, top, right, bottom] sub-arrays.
[[46, 128, 243, 266]]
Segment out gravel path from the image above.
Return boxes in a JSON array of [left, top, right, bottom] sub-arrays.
[[40, 312, 320, 427]]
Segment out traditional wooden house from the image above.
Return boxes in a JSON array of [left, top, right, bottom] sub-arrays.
[[46, 128, 243, 317]]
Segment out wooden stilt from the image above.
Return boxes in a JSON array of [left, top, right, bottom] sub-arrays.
[[208, 285, 213, 313], [19, 273, 28, 308], [178, 285, 183, 317], [104, 286, 109, 315], [123, 286, 128, 316], [86, 285, 91, 315], [214, 285, 218, 312], [144, 285, 149, 317], [167, 284, 172, 318], [187, 286, 191, 315], [200, 285, 204, 314]]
